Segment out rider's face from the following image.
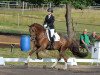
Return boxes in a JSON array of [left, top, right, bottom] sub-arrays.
[[48, 12, 52, 15]]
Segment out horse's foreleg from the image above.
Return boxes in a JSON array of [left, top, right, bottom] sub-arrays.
[[36, 45, 47, 59], [29, 48, 37, 56], [24, 56, 31, 65], [36, 51, 42, 59], [25, 47, 37, 65]]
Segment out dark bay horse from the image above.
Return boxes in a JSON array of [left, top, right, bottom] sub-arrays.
[[25, 23, 88, 69]]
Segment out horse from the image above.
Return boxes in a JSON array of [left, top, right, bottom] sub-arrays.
[[25, 23, 88, 69]]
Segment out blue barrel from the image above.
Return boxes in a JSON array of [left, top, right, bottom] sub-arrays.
[[20, 35, 31, 52]]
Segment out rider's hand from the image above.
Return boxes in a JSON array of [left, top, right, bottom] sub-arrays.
[[43, 24, 47, 28]]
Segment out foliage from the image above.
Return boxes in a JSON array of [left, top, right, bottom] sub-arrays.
[[52, 0, 61, 6], [61, 0, 93, 9], [2, 0, 99, 8], [18, 0, 94, 9], [21, 0, 45, 6], [0, 0, 20, 1], [94, 0, 100, 4]]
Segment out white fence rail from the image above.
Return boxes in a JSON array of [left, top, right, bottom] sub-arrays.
[[0, 57, 100, 66]]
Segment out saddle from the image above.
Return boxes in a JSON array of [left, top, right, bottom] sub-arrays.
[[47, 33, 61, 50], [45, 29, 60, 50]]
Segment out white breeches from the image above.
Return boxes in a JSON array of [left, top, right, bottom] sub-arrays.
[[50, 29, 54, 37]]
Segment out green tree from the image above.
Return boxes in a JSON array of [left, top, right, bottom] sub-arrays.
[[21, 0, 44, 6], [94, 0, 100, 4], [52, 0, 61, 6], [60, 0, 93, 38]]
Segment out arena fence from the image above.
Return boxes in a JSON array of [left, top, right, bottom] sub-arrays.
[[0, 42, 100, 66], [0, 57, 100, 66]]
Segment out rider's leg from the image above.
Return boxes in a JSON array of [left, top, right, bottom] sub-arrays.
[[48, 29, 54, 49], [50, 29, 55, 42]]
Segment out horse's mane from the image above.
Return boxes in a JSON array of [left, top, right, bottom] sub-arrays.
[[30, 23, 45, 32]]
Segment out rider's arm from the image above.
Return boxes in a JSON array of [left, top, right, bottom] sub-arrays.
[[43, 15, 47, 25], [50, 15, 55, 26], [52, 15, 55, 23]]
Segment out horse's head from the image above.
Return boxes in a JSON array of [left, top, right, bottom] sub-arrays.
[[29, 23, 46, 41]]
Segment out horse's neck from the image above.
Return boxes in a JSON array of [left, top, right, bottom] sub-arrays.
[[36, 32, 46, 39]]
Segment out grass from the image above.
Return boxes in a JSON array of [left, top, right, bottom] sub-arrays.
[[0, 8, 100, 34], [72, 9, 100, 33], [0, 47, 59, 58]]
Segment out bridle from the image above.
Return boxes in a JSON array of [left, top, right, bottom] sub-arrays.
[[29, 26, 36, 42]]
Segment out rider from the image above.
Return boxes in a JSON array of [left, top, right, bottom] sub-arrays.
[[43, 8, 55, 46]]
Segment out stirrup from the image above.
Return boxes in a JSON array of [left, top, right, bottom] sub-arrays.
[[47, 41, 53, 50], [50, 41, 54, 48]]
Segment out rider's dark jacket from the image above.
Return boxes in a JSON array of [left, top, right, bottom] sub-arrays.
[[43, 14, 55, 29]]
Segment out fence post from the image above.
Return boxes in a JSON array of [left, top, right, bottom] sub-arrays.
[[22, 1, 25, 15], [7, 2, 10, 9], [17, 13, 19, 27]]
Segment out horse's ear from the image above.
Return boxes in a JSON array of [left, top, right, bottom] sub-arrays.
[[28, 25, 31, 27]]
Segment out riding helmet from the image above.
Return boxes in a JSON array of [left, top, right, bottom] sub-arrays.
[[47, 8, 53, 13]]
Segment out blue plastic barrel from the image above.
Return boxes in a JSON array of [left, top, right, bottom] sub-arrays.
[[20, 35, 31, 52]]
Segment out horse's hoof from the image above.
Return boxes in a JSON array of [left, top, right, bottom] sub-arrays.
[[63, 67, 67, 70], [43, 65, 47, 69], [24, 63, 28, 66], [51, 66, 56, 69], [37, 57, 42, 60]]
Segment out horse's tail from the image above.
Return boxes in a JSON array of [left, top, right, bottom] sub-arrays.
[[69, 40, 88, 58]]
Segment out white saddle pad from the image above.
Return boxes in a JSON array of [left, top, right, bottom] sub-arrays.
[[53, 32, 60, 41], [46, 29, 60, 41]]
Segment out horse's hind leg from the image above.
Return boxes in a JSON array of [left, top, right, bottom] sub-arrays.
[[51, 57, 61, 68], [51, 59, 58, 68], [60, 50, 68, 70], [51, 50, 61, 68], [52, 48, 68, 70]]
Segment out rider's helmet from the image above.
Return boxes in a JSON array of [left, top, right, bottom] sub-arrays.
[[47, 8, 53, 13]]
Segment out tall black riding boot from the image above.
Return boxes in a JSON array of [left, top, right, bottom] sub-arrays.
[[50, 37, 54, 49]]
